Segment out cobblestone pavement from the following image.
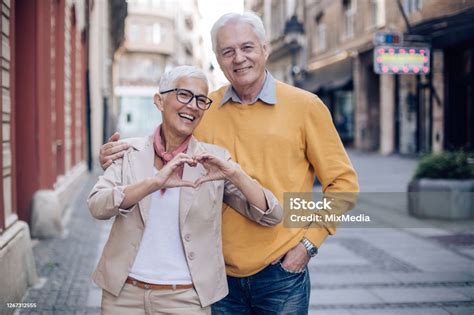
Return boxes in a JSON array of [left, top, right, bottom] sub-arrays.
[[17, 151, 474, 314], [307, 150, 474, 314], [18, 173, 107, 315]]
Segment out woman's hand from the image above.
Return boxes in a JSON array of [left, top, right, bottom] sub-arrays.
[[155, 153, 198, 189], [194, 153, 238, 186], [117, 154, 196, 211]]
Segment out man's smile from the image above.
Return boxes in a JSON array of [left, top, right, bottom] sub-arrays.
[[234, 66, 252, 73]]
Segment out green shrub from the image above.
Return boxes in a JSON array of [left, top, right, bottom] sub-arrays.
[[413, 151, 474, 179]]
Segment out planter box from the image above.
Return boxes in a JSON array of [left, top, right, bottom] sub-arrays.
[[408, 179, 474, 219]]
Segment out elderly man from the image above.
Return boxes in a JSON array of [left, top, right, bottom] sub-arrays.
[[100, 12, 358, 315]]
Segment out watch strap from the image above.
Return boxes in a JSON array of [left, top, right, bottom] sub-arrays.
[[301, 238, 318, 257]]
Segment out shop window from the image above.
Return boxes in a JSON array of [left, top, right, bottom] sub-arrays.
[[334, 90, 354, 143]]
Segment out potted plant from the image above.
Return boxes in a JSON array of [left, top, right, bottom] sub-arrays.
[[408, 151, 474, 219]]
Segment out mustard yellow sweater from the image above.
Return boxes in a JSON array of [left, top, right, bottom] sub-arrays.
[[194, 81, 359, 277]]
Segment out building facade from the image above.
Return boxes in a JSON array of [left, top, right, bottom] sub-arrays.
[[247, 0, 474, 155], [0, 1, 125, 312], [114, 0, 207, 138], [89, 0, 126, 162]]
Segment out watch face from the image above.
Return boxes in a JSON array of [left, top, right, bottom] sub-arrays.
[[308, 247, 318, 257]]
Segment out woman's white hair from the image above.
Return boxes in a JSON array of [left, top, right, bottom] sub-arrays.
[[159, 65, 208, 92], [210, 11, 267, 53]]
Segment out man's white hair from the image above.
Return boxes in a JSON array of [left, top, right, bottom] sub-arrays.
[[210, 11, 267, 53], [159, 65, 208, 92]]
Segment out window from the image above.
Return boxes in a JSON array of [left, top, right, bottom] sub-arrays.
[[152, 23, 161, 45], [144, 25, 153, 44], [343, 0, 356, 39], [131, 0, 150, 10], [403, 0, 422, 15], [118, 55, 164, 85], [151, 0, 162, 7], [417, 0, 423, 10], [185, 16, 194, 30], [151, 0, 172, 11], [129, 23, 140, 42], [313, 13, 326, 53], [369, 0, 385, 28], [270, 0, 285, 40], [318, 24, 327, 51]]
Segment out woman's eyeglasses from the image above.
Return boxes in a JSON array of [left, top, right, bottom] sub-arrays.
[[160, 88, 213, 110]]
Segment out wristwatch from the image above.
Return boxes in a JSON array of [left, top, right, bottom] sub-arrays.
[[300, 238, 318, 257]]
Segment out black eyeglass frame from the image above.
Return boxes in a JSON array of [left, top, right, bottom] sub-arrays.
[[160, 88, 213, 110]]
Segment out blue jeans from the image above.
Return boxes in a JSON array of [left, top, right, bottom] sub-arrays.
[[212, 263, 310, 315]]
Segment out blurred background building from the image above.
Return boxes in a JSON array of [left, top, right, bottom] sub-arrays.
[[89, 0, 127, 168], [0, 1, 215, 309], [246, 0, 474, 155], [0, 0, 126, 308], [1, 0, 472, 312], [114, 0, 207, 138]]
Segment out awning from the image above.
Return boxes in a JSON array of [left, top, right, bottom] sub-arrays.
[[409, 7, 474, 48], [301, 55, 353, 93]]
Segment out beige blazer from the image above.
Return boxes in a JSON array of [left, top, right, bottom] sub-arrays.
[[87, 135, 282, 307]]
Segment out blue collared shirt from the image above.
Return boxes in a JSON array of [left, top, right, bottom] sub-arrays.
[[219, 70, 277, 107]]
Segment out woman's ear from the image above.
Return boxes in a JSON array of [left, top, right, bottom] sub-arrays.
[[154, 93, 164, 111]]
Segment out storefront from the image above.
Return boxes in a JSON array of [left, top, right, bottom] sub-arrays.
[[444, 38, 474, 151], [303, 55, 355, 145], [395, 72, 432, 154], [394, 8, 474, 153]]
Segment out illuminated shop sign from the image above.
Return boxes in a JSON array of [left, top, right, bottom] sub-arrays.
[[373, 46, 430, 75]]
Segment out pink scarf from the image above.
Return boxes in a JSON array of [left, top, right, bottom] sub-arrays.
[[153, 125, 192, 193]]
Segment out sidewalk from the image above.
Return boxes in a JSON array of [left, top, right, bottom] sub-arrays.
[[308, 150, 474, 314], [18, 173, 107, 314], [17, 152, 474, 314]]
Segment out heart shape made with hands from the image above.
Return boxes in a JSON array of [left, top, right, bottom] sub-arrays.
[[159, 153, 235, 189], [192, 153, 235, 187]]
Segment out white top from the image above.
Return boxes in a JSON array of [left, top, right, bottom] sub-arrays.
[[129, 171, 192, 284]]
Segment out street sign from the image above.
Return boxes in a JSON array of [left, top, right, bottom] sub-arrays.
[[373, 32, 403, 46], [373, 46, 430, 75]]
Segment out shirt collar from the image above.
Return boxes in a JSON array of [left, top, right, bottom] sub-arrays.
[[219, 70, 277, 107]]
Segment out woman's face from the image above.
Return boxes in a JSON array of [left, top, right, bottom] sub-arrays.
[[155, 77, 208, 139]]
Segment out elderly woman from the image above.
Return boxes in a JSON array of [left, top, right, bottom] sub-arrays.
[[87, 66, 282, 315]]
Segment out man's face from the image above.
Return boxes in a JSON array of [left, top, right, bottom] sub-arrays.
[[215, 22, 269, 92]]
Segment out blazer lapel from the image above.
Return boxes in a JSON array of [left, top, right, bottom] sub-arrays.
[[179, 137, 206, 228], [129, 136, 154, 224]]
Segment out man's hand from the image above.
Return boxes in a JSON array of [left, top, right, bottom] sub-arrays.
[[278, 243, 310, 273], [99, 132, 130, 170]]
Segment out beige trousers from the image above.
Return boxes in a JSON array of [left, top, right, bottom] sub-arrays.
[[101, 283, 211, 315]]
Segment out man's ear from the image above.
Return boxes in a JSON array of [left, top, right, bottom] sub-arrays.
[[154, 93, 164, 111], [262, 43, 270, 60]]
